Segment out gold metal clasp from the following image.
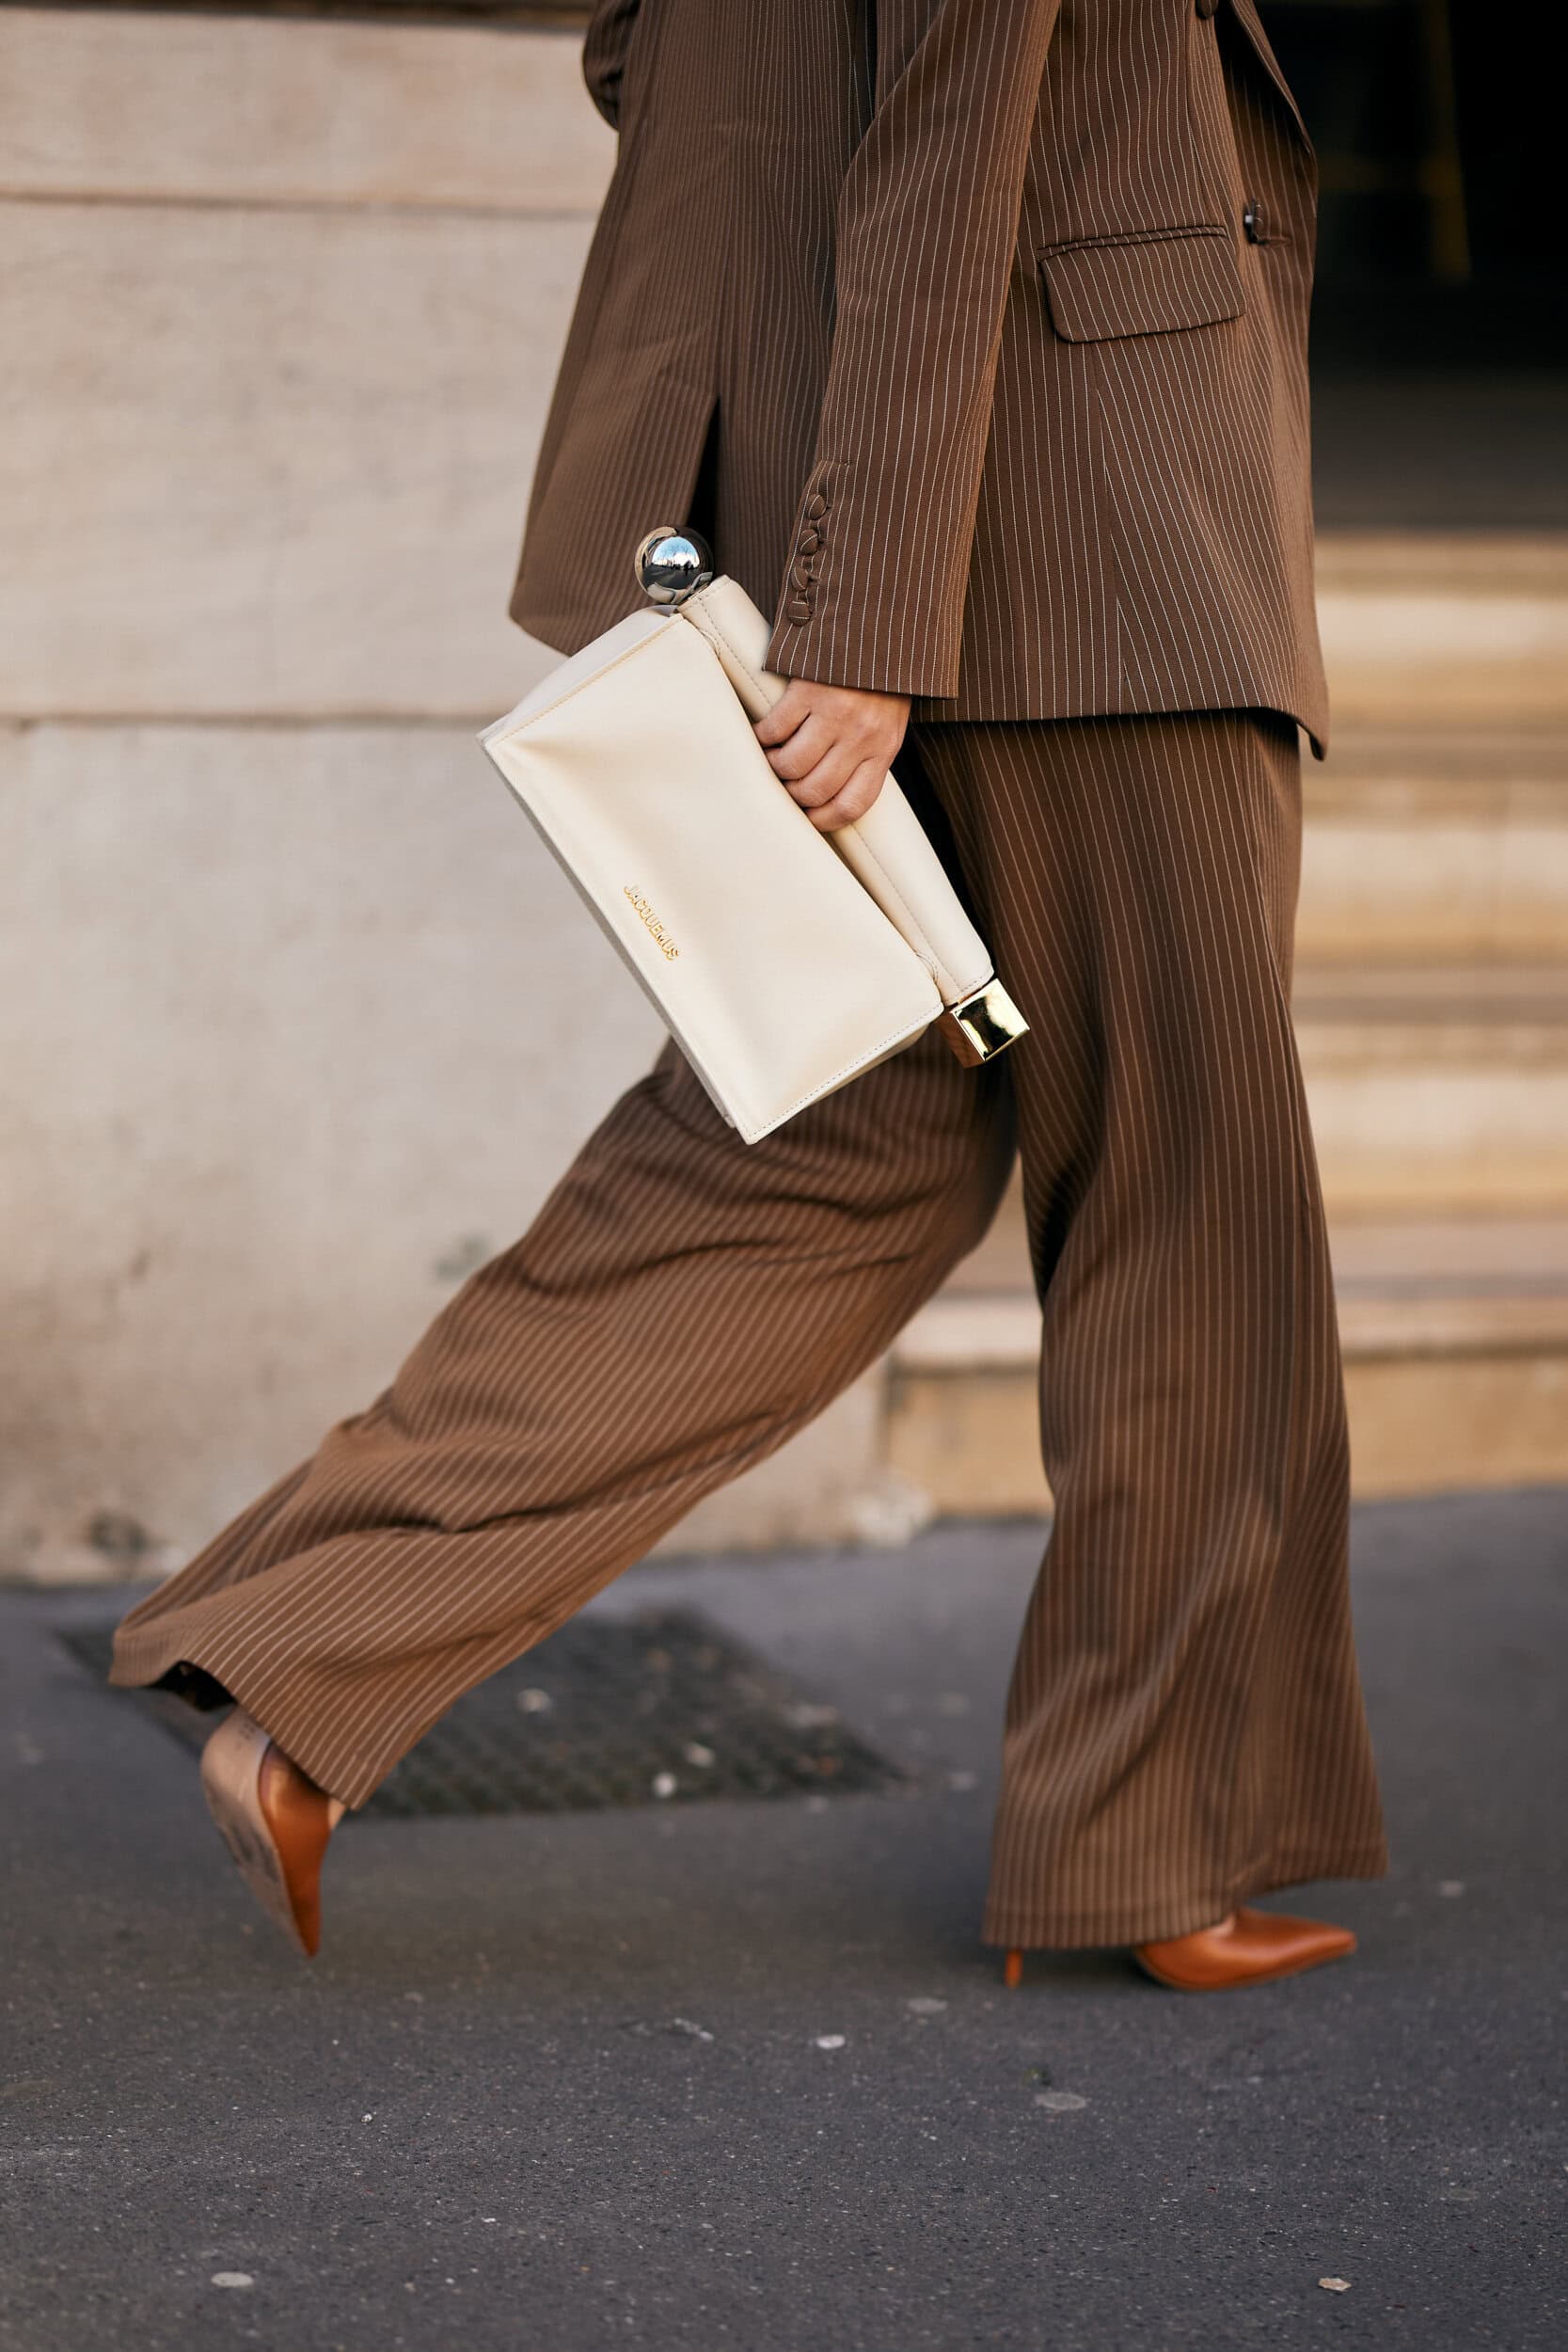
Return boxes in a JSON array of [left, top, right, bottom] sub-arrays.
[[936, 977, 1030, 1068]]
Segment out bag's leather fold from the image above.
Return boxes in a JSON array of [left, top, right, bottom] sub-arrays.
[[480, 578, 1023, 1142]]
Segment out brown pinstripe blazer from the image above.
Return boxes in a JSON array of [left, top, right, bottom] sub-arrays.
[[511, 0, 1330, 749]]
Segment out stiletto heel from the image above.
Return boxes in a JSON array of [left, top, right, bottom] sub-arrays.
[[199, 1709, 344, 1958], [1003, 1947, 1024, 1989]]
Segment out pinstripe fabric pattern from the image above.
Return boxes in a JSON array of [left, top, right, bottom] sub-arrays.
[[112, 711, 1386, 1947], [514, 0, 1330, 749]]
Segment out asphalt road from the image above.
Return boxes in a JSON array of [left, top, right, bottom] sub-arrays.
[[2, 1488, 1563, 2351]]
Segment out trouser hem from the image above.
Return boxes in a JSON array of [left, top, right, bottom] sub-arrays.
[[109, 1626, 369, 1809], [980, 1841, 1391, 1953]]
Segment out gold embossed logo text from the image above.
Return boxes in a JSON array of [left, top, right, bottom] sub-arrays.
[[623, 886, 679, 961]]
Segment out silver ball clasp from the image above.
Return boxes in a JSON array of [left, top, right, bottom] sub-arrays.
[[635, 526, 714, 607]]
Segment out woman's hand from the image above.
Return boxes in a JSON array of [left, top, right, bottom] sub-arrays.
[[754, 680, 911, 832]]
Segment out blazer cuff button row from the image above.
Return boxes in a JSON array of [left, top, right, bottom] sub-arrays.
[[786, 490, 831, 625]]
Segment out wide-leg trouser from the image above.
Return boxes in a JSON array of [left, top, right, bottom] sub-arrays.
[[111, 709, 1388, 1948]]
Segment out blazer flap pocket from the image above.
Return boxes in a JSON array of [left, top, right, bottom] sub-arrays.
[[1038, 227, 1243, 343]]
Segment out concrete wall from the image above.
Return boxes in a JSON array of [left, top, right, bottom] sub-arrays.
[[1, 8, 888, 1581]]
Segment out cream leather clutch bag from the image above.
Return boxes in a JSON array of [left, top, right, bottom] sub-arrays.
[[480, 533, 1025, 1144]]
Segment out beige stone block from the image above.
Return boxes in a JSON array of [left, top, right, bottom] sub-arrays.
[[0, 199, 594, 719], [886, 1295, 1048, 1519], [1300, 1013, 1568, 1215], [887, 1345, 1568, 1515], [886, 1364, 1052, 1523], [0, 8, 614, 212], [1300, 730, 1568, 967], [1344, 1351, 1568, 1498], [1330, 1213, 1568, 1297], [1317, 535, 1568, 726]]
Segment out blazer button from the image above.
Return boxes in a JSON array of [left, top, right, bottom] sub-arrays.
[[805, 494, 829, 520], [1196, 0, 1221, 18], [785, 597, 813, 624], [798, 527, 822, 556], [1243, 199, 1264, 243]]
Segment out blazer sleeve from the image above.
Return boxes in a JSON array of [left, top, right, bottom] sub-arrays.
[[582, 0, 643, 130], [766, 0, 1060, 700]]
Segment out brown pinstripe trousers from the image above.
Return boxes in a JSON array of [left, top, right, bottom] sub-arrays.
[[112, 708, 1388, 1948]]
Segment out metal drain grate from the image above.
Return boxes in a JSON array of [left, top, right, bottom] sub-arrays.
[[61, 1608, 908, 1819]]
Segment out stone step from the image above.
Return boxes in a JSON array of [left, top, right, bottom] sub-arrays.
[[942, 963, 1568, 1230], [930, 964, 1568, 1225], [1296, 963, 1568, 1213], [1300, 723, 1568, 966], [1316, 533, 1568, 727], [887, 1216, 1568, 1512]]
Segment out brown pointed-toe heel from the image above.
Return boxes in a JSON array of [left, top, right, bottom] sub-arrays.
[[1132, 1905, 1356, 1992], [199, 1709, 344, 1958], [1003, 1948, 1025, 1989]]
